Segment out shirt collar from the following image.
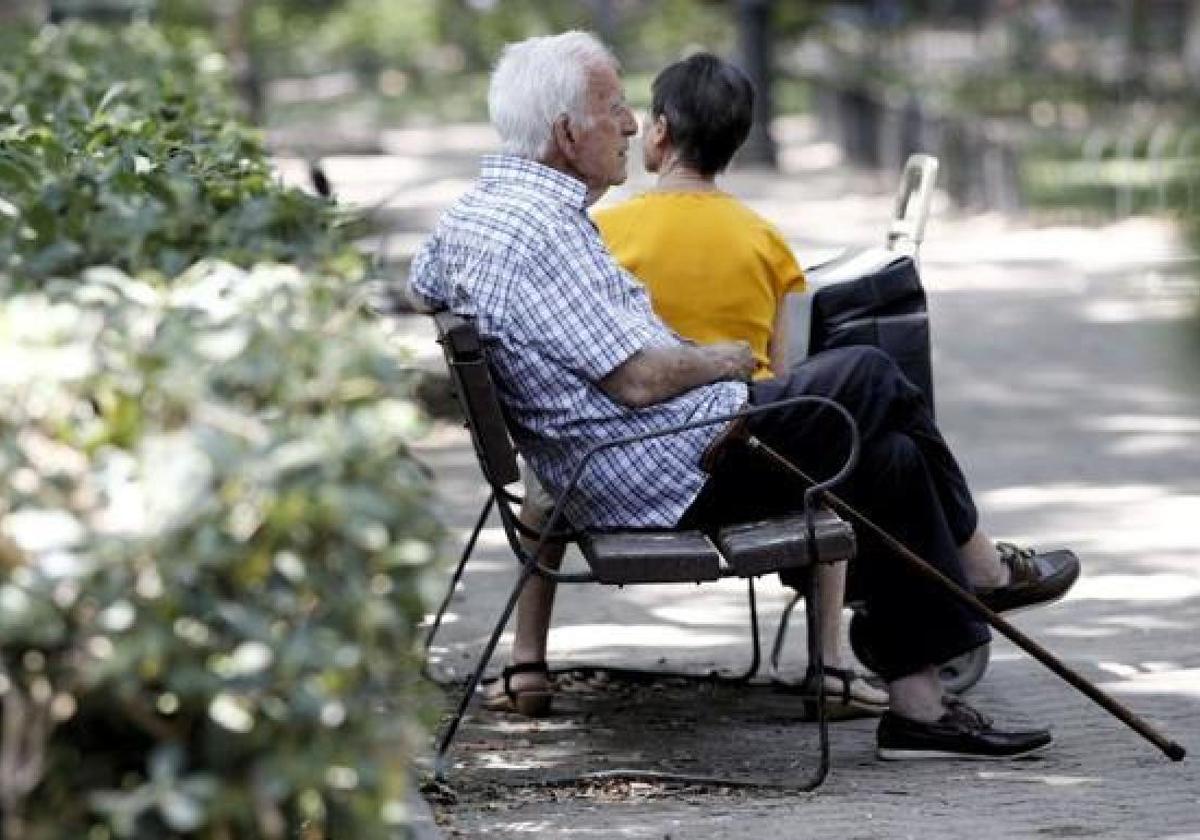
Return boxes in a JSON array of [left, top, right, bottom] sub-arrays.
[[480, 154, 588, 211]]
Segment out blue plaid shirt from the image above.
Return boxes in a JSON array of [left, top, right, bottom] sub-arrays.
[[410, 155, 747, 528]]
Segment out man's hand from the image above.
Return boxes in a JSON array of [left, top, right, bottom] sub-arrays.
[[599, 341, 753, 409], [708, 341, 756, 383]]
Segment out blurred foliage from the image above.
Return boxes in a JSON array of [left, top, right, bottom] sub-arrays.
[[0, 21, 440, 838], [802, 3, 1200, 227], [0, 264, 439, 838], [1018, 124, 1200, 220], [156, 0, 736, 76], [151, 0, 808, 125], [0, 23, 362, 284]]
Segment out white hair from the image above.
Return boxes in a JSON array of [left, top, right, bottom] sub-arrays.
[[487, 31, 618, 160]]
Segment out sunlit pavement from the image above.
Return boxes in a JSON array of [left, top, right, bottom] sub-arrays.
[[279, 116, 1200, 838]]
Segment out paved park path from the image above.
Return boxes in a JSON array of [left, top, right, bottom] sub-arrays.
[[280, 116, 1200, 838]]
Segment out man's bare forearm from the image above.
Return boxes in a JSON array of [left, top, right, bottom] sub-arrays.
[[600, 341, 754, 409]]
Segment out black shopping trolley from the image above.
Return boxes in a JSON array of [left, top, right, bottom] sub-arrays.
[[774, 154, 990, 693]]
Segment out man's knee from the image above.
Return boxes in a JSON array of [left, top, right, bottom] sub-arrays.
[[825, 346, 928, 415], [799, 345, 900, 387], [866, 431, 923, 483], [840, 345, 902, 380]]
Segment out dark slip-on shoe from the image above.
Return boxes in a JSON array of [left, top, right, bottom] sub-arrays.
[[877, 698, 1052, 761], [977, 543, 1081, 614]]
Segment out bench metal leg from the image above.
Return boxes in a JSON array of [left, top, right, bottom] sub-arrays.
[[804, 563, 832, 788], [545, 575, 765, 687], [433, 566, 830, 790], [549, 564, 830, 789], [429, 499, 771, 781], [429, 509, 831, 787], [422, 492, 494, 675], [770, 590, 804, 673], [738, 577, 763, 682], [434, 547, 540, 781]]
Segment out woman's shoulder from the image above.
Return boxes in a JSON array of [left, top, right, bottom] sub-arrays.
[[590, 193, 649, 239], [593, 191, 785, 243], [715, 196, 794, 250], [709, 193, 775, 226], [592, 191, 651, 219]]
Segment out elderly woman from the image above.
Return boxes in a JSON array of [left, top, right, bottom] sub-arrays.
[[592, 53, 885, 713]]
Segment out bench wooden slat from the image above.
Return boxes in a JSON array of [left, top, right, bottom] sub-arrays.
[[717, 509, 856, 577], [579, 531, 721, 584]]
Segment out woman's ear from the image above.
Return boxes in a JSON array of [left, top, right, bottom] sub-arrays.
[[642, 113, 670, 173], [650, 114, 670, 149]]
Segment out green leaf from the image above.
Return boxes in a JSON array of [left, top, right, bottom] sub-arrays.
[[158, 790, 205, 832], [94, 82, 128, 118]]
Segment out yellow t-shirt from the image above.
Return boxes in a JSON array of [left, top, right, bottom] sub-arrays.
[[593, 192, 805, 379]]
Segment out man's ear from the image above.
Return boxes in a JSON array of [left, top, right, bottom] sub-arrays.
[[551, 114, 578, 162]]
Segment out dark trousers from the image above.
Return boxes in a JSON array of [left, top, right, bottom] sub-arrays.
[[682, 346, 990, 680]]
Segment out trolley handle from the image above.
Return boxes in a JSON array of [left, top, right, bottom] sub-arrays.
[[886, 154, 939, 255]]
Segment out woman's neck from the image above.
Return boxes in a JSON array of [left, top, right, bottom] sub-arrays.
[[653, 158, 718, 193]]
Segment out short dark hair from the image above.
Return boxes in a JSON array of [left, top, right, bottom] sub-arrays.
[[650, 53, 755, 176]]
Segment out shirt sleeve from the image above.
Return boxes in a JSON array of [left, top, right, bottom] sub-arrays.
[[508, 223, 659, 382], [407, 233, 446, 310], [766, 226, 806, 298]]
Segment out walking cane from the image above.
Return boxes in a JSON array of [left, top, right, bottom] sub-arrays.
[[742, 433, 1187, 763]]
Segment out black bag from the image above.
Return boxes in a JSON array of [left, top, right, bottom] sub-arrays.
[[788, 250, 935, 411]]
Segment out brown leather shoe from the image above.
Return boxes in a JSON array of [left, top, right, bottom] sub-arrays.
[[977, 543, 1080, 614]]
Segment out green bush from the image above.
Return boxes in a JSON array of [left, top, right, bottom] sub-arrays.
[[0, 24, 362, 284], [0, 264, 440, 838], [0, 23, 439, 839]]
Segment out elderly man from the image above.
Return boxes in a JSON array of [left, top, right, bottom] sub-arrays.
[[409, 31, 1078, 760]]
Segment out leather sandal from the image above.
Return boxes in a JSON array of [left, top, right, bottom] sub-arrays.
[[801, 665, 889, 717], [778, 665, 889, 720], [482, 662, 553, 717]]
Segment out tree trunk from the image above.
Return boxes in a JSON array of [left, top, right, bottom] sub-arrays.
[[584, 0, 619, 46], [735, 0, 778, 168], [0, 0, 45, 24], [217, 0, 264, 124], [1185, 0, 1200, 83]]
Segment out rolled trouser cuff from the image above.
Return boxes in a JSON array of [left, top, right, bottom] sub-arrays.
[[861, 608, 991, 683]]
